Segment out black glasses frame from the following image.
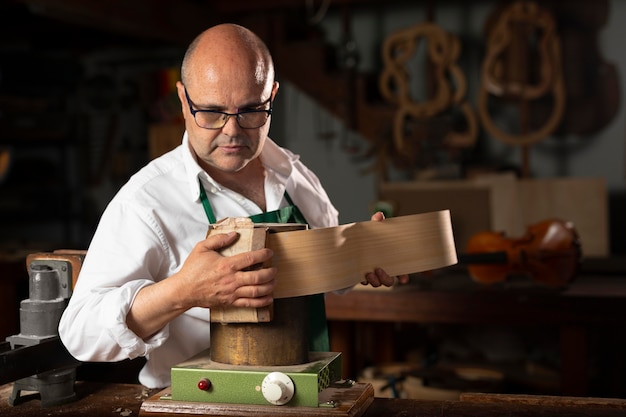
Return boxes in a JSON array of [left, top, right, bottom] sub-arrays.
[[184, 88, 273, 130]]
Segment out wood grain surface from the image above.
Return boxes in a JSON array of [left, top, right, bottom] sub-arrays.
[[268, 210, 457, 298]]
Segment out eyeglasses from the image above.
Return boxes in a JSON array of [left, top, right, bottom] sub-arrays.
[[184, 88, 273, 130]]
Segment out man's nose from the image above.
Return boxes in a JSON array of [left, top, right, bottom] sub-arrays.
[[221, 114, 242, 134]]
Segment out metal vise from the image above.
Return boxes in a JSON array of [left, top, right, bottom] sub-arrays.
[[1, 250, 85, 407]]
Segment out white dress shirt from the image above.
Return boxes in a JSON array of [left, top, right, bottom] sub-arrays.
[[58, 132, 339, 388]]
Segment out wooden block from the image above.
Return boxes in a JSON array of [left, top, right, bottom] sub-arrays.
[[206, 218, 271, 323], [26, 250, 87, 290]]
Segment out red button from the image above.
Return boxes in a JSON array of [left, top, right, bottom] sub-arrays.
[[197, 378, 211, 391]]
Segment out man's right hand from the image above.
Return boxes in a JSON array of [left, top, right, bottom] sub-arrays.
[[175, 231, 277, 309]]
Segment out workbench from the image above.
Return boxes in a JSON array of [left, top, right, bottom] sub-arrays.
[[326, 270, 626, 397], [2, 381, 626, 416]]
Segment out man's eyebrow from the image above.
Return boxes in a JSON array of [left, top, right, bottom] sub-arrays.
[[196, 99, 269, 112], [193, 100, 225, 111], [237, 98, 271, 110]]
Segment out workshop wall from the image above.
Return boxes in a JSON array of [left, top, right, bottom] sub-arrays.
[[276, 1, 625, 227]]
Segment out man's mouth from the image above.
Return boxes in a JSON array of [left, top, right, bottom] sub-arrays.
[[219, 144, 247, 153]]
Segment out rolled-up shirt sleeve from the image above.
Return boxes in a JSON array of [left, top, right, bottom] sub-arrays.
[[60, 279, 168, 361], [59, 197, 175, 362]]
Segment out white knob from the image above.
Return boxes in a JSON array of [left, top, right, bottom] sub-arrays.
[[261, 372, 294, 405]]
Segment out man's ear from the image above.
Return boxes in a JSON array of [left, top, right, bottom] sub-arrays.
[[176, 81, 187, 111], [271, 81, 280, 101]]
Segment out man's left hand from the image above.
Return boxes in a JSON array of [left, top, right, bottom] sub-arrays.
[[361, 211, 410, 287]]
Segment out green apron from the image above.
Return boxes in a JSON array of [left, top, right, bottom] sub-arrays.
[[199, 180, 329, 352]]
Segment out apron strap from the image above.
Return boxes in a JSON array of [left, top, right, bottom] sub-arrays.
[[307, 294, 329, 352], [199, 178, 217, 224]]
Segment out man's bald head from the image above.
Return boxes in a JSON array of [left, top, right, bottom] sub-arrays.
[[180, 24, 275, 92], [175, 23, 278, 178]]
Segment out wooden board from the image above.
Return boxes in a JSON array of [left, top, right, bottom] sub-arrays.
[[139, 382, 374, 417], [268, 210, 457, 299], [515, 177, 609, 256], [460, 392, 626, 409], [379, 175, 608, 257]]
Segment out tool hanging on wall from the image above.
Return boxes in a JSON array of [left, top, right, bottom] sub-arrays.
[[378, 15, 478, 175], [478, 1, 566, 177]]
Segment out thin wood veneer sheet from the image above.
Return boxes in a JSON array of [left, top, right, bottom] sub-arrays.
[[268, 210, 457, 298]]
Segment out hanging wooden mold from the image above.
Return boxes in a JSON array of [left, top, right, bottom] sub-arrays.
[[378, 21, 478, 174], [476, 0, 571, 180]]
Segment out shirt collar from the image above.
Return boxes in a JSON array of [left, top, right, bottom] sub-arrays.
[[182, 131, 299, 201]]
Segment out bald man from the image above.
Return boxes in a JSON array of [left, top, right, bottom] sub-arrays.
[[59, 24, 401, 389]]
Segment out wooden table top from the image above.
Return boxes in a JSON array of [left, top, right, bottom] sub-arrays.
[[1, 381, 625, 416], [325, 276, 626, 326], [0, 381, 157, 417]]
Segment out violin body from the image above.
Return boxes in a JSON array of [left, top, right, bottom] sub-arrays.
[[465, 219, 581, 287]]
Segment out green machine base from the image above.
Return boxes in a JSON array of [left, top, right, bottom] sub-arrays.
[[170, 350, 342, 407]]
